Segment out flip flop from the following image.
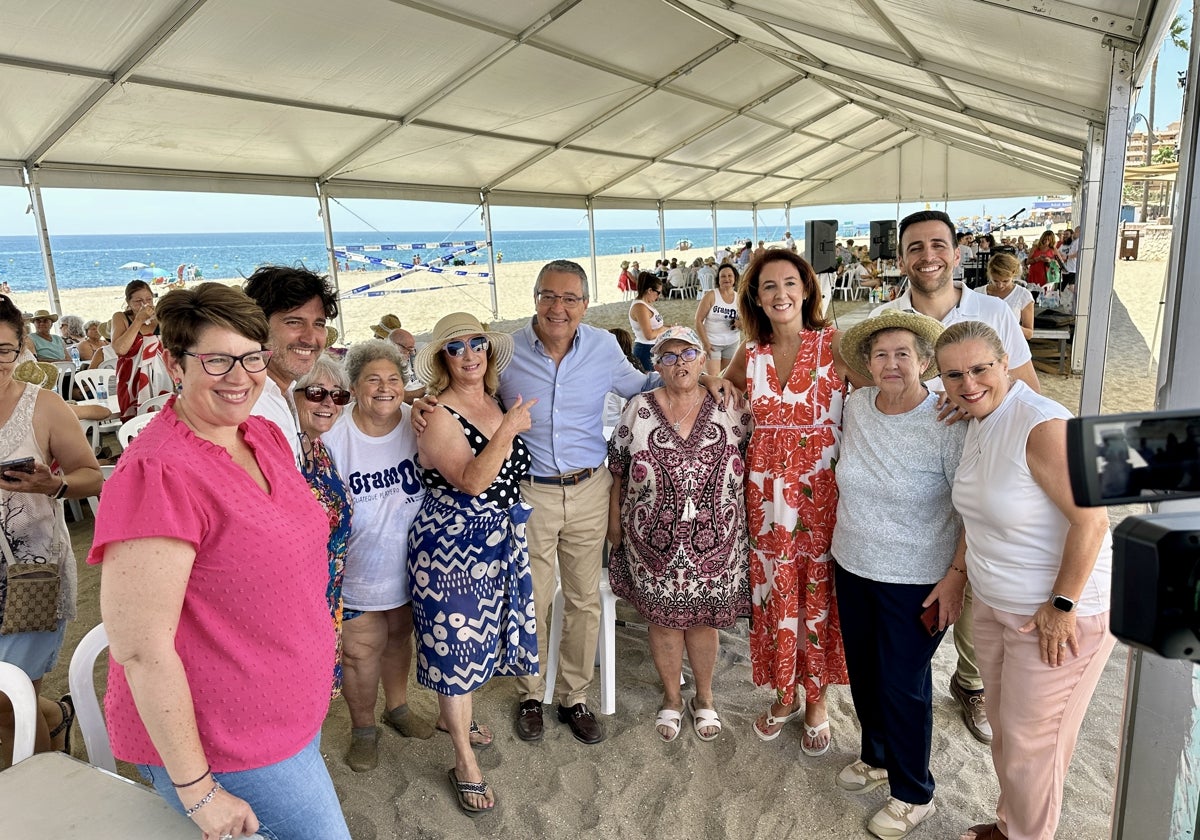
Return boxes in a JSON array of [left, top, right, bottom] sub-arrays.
[[752, 703, 802, 742], [801, 719, 831, 757], [49, 694, 75, 755], [436, 719, 493, 749], [655, 708, 683, 742], [687, 698, 721, 742], [447, 768, 496, 817]]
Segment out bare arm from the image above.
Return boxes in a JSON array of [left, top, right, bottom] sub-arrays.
[[1018, 302, 1035, 340], [632, 300, 667, 341], [719, 342, 748, 394], [110, 311, 140, 356], [101, 537, 259, 838], [1009, 360, 1041, 393], [694, 291, 714, 352], [2, 392, 102, 497], [1018, 419, 1111, 666], [416, 397, 536, 496], [922, 531, 967, 631]]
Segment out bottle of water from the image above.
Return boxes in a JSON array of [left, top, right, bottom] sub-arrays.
[[96, 376, 108, 401], [69, 344, 80, 366]]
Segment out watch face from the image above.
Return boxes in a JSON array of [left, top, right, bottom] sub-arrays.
[[1052, 595, 1075, 612]]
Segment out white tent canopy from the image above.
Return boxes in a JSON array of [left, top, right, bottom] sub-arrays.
[[0, 0, 1179, 209]]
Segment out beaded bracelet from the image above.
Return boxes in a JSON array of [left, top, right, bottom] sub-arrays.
[[171, 765, 211, 789], [950, 565, 967, 576], [184, 781, 223, 819]]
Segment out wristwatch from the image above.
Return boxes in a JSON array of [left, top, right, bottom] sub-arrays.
[[52, 479, 68, 500], [1050, 593, 1077, 613]]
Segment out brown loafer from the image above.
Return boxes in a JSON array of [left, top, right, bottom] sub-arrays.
[[556, 702, 605, 745], [515, 699, 544, 741], [961, 822, 1007, 840]]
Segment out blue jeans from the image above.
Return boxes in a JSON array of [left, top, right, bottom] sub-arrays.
[[138, 732, 349, 840]]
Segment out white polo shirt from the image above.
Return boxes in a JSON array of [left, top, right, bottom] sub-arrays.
[[872, 281, 1031, 390], [251, 376, 303, 467]]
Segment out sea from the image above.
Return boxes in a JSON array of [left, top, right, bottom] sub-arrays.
[[0, 224, 854, 293]]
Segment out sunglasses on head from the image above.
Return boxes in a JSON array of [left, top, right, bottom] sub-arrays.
[[297, 385, 352, 405], [443, 336, 489, 357]]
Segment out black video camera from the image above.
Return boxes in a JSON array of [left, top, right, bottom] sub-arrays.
[[1067, 409, 1200, 661]]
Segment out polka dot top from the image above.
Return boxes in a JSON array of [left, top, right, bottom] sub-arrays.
[[420, 405, 530, 507]]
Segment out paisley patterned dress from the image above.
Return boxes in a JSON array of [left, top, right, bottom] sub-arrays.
[[607, 392, 752, 629], [745, 328, 849, 706]]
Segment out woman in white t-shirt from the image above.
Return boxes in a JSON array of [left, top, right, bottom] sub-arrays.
[[936, 321, 1114, 840], [693, 263, 742, 376], [322, 339, 433, 772], [629, 271, 667, 370], [983, 252, 1034, 339]]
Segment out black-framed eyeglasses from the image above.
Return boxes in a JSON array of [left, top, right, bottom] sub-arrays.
[[444, 336, 489, 357], [655, 348, 702, 366], [0, 347, 19, 362], [181, 349, 272, 376], [941, 361, 999, 382], [296, 385, 352, 405], [536, 291, 585, 308]]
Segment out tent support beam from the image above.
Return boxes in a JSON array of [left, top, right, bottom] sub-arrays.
[[315, 182, 345, 340], [586, 197, 599, 303], [711, 203, 718, 255], [481, 193, 499, 320], [658, 201, 666, 260], [23, 166, 62, 314]]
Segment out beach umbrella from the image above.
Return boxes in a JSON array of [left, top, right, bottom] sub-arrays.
[[135, 267, 171, 281], [120, 261, 149, 270]]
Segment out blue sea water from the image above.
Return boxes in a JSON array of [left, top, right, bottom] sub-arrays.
[[0, 225, 807, 293]]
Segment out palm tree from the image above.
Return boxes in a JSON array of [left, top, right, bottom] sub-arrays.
[[1143, 15, 1190, 219]]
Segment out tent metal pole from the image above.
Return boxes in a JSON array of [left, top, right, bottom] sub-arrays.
[[658, 200, 666, 259], [752, 203, 758, 245], [711, 202, 718, 255], [1074, 43, 1133, 404], [481, 193, 499, 320], [586, 197, 598, 302], [316, 182, 345, 340], [784, 202, 791, 235], [24, 166, 61, 314]]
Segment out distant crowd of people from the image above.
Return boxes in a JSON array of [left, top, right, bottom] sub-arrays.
[[1, 212, 1113, 840]]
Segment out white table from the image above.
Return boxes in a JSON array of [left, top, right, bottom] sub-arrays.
[[0, 752, 196, 838]]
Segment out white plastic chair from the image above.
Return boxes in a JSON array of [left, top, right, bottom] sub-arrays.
[[67, 624, 116, 772], [73, 368, 115, 401], [137, 393, 172, 415], [85, 465, 116, 519], [52, 361, 76, 398], [117, 413, 156, 448], [541, 575, 619, 715], [0, 661, 38, 764]]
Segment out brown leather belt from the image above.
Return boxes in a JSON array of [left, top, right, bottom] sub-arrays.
[[528, 467, 600, 486]]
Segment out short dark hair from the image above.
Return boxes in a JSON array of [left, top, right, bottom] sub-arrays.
[[737, 249, 829, 345], [243, 266, 338, 320], [898, 210, 956, 250], [157, 283, 269, 359]]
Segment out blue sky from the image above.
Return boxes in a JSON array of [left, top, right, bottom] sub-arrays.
[[0, 14, 1188, 238]]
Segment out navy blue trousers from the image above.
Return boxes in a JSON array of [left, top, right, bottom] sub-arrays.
[[834, 562, 946, 805]]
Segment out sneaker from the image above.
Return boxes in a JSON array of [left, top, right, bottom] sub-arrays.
[[867, 797, 936, 839], [346, 726, 379, 772], [950, 678, 992, 744], [836, 759, 889, 793]]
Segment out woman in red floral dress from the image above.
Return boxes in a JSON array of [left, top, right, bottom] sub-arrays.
[[723, 249, 865, 755]]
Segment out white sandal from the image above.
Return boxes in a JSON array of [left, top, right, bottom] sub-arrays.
[[753, 703, 802, 742], [687, 698, 722, 742], [655, 708, 683, 742], [801, 719, 831, 756]]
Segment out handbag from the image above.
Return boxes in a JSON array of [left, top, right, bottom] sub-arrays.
[[0, 529, 60, 635]]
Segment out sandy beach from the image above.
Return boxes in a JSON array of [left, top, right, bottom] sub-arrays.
[[30, 249, 1171, 840]]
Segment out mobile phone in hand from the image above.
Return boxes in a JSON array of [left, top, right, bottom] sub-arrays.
[[920, 602, 941, 636], [0, 457, 35, 482]]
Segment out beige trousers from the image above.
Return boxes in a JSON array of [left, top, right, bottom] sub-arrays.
[[516, 470, 612, 707]]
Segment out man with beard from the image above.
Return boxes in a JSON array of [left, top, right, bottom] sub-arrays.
[[244, 266, 339, 465], [871, 210, 1039, 749]]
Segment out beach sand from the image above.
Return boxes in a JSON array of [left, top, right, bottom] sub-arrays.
[[36, 252, 1169, 840]]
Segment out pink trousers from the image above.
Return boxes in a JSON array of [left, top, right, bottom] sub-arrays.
[[973, 601, 1116, 840]]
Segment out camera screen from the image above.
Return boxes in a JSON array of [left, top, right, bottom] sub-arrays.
[[1068, 411, 1200, 506]]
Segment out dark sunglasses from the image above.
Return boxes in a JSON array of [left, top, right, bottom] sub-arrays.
[[444, 336, 489, 357], [297, 385, 352, 405]]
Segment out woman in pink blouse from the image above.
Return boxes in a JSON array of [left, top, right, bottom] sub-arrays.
[[90, 283, 349, 840]]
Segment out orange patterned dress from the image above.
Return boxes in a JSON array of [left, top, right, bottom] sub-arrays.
[[746, 328, 849, 706]]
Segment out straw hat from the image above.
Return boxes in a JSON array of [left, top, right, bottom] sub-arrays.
[[325, 325, 339, 348], [840, 310, 945, 382], [413, 312, 514, 385], [25, 309, 58, 323], [370, 313, 403, 340], [98, 320, 112, 341], [620, 260, 630, 269], [13, 360, 59, 390]]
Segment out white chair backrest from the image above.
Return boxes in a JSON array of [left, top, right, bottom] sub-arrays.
[[73, 368, 115, 401], [0, 661, 38, 765], [95, 357, 117, 371], [117, 413, 156, 448], [137, 393, 172, 415], [67, 624, 116, 772]]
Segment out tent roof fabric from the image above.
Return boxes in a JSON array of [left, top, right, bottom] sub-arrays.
[[0, 0, 1179, 210]]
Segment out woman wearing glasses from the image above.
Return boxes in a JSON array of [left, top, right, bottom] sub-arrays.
[[607, 326, 752, 743], [405, 312, 538, 815], [321, 339, 433, 773], [629, 271, 669, 371], [91, 283, 350, 839], [294, 355, 354, 699], [935, 321, 1114, 840]]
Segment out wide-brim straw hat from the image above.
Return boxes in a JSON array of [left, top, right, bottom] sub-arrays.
[[13, 360, 60, 390], [98, 320, 112, 341], [370, 313, 403, 340], [25, 308, 59, 323], [325, 325, 339, 348], [413, 312, 514, 386], [840, 310, 945, 382]]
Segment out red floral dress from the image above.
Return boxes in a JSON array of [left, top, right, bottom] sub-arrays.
[[746, 328, 849, 706]]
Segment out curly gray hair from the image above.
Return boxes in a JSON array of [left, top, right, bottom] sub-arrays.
[[295, 353, 350, 391], [344, 339, 405, 385]]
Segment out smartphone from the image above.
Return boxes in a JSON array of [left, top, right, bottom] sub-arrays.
[[919, 602, 941, 636], [0, 457, 35, 481]]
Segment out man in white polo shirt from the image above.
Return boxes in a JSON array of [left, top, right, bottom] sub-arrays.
[[873, 210, 1040, 748]]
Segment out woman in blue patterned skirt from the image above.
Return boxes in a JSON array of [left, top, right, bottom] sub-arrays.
[[408, 313, 539, 817]]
